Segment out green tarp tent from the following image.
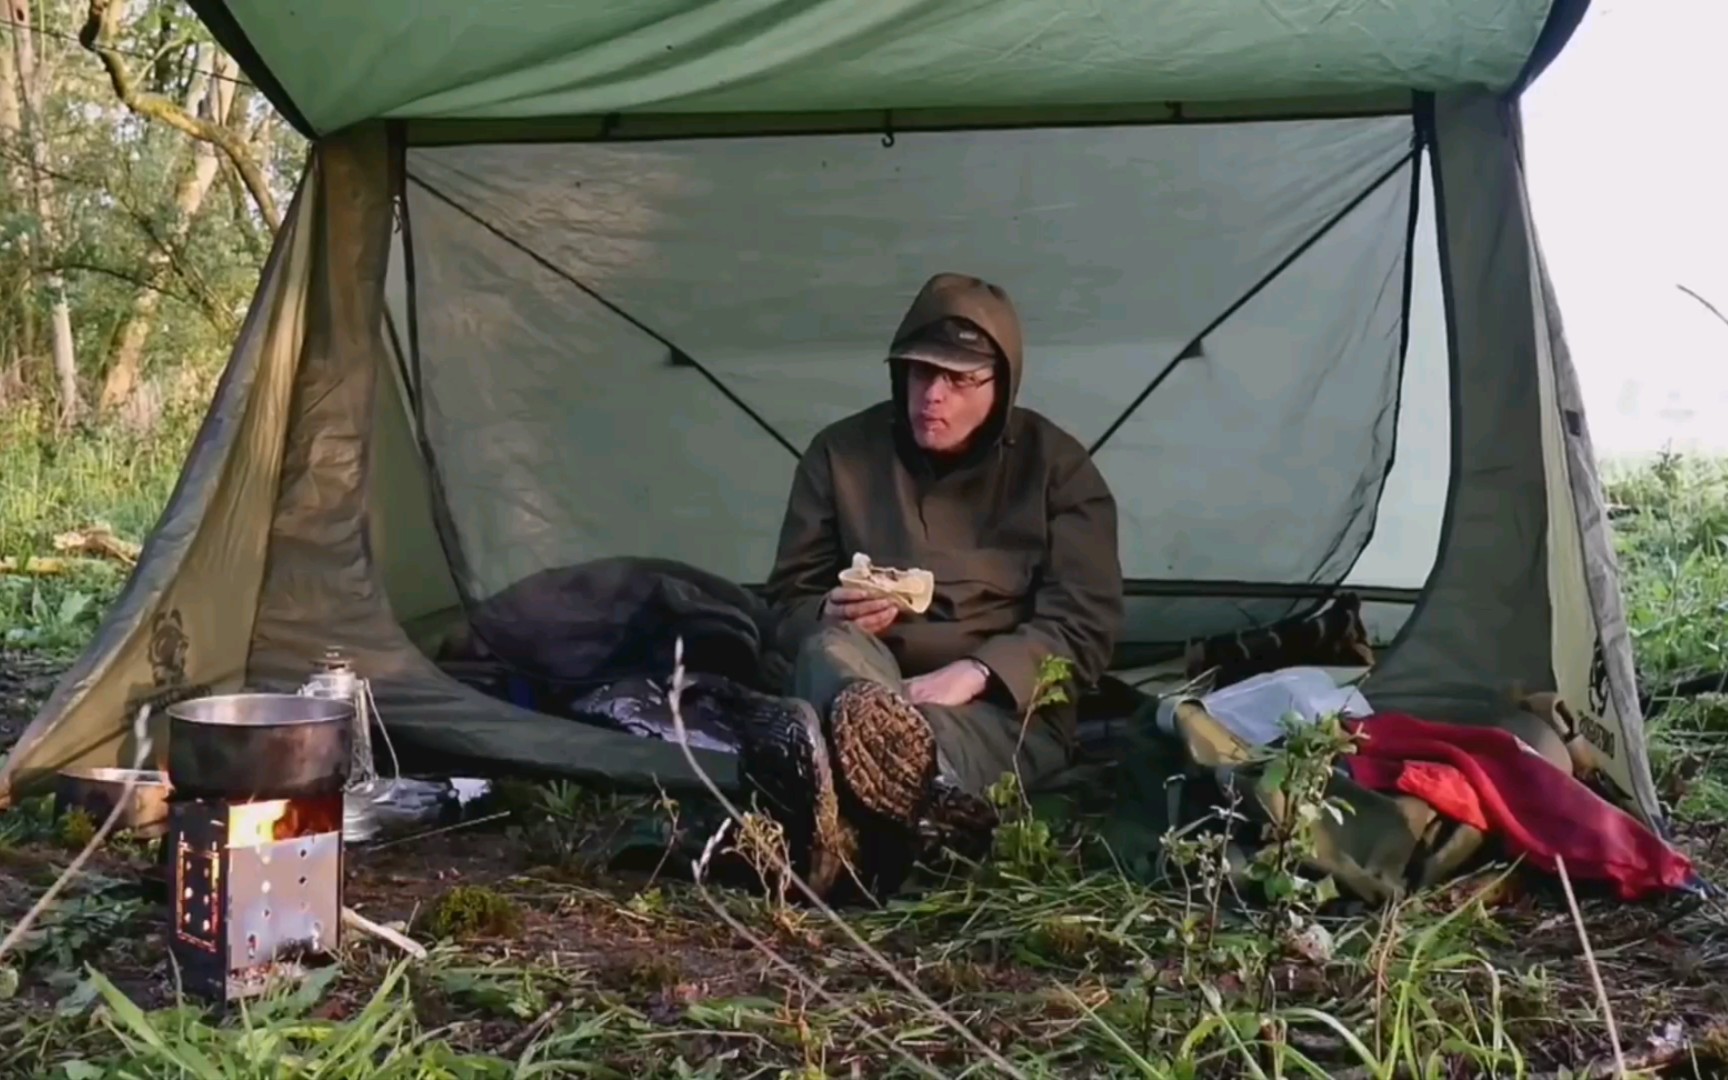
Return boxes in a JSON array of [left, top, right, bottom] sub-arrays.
[[2, 0, 1658, 826]]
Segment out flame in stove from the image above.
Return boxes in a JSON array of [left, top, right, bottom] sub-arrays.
[[227, 799, 287, 848]]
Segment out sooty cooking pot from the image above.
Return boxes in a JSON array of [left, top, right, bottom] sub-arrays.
[[166, 693, 353, 800]]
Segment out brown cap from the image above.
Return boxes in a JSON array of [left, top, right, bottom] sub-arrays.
[[887, 315, 1000, 375]]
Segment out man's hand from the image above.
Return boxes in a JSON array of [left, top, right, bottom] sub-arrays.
[[821, 585, 899, 636], [906, 659, 991, 708]]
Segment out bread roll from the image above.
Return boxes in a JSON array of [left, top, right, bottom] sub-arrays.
[[837, 553, 935, 615]]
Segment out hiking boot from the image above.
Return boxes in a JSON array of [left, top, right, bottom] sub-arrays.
[[916, 777, 1000, 865], [734, 696, 857, 896], [827, 679, 938, 827]]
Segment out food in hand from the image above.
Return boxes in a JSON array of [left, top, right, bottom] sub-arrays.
[[838, 553, 935, 615]]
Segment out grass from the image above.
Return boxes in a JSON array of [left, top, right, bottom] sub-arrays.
[[0, 403, 185, 661], [1, 408, 1726, 1077], [1607, 454, 1728, 822]]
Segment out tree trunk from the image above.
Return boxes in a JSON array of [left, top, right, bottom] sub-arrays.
[[9, 0, 82, 426], [224, 84, 272, 256], [99, 47, 235, 412], [0, 24, 31, 398]]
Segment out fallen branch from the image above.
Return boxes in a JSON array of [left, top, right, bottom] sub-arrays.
[[340, 906, 428, 960], [53, 525, 140, 566], [0, 556, 72, 576]]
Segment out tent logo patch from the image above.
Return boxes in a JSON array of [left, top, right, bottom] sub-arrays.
[[1575, 640, 1617, 760], [1587, 640, 1609, 718], [1576, 712, 1616, 760], [123, 607, 210, 718], [148, 609, 190, 688]]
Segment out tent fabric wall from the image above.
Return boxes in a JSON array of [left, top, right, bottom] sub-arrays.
[[1363, 92, 1652, 817], [189, 0, 1558, 138], [0, 174, 321, 804], [1345, 157, 1450, 597], [241, 127, 741, 794], [368, 325, 463, 629], [244, 127, 415, 684], [1367, 94, 1556, 719], [0, 129, 739, 806], [371, 194, 462, 627]]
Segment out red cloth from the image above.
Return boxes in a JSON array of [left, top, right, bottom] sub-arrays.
[[1370, 759, 1491, 833], [1340, 712, 1694, 901]]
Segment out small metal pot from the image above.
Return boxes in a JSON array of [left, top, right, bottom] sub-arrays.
[[167, 693, 354, 800], [54, 767, 172, 838]]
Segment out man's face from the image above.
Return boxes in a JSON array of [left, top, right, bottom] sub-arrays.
[[905, 360, 998, 454]]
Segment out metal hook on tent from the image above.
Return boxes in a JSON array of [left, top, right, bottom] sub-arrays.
[[881, 112, 895, 148]]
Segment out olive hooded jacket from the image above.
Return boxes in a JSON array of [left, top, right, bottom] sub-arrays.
[[765, 273, 1125, 724]]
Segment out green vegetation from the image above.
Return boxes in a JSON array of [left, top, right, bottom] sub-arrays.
[[0, 406, 188, 659], [1608, 455, 1728, 821], [423, 886, 525, 943]]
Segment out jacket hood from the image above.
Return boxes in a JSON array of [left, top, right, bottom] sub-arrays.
[[887, 273, 1025, 460]]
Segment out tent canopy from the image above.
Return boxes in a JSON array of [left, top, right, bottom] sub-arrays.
[[190, 0, 1583, 137]]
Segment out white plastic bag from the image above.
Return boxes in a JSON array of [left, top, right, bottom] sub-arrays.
[[1156, 666, 1372, 746]]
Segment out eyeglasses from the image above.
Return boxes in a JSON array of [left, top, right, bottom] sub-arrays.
[[906, 363, 996, 392]]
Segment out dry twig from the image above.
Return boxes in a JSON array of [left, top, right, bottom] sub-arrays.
[[0, 707, 151, 964], [1556, 855, 1627, 1078], [341, 906, 428, 960], [688, 821, 949, 1080]]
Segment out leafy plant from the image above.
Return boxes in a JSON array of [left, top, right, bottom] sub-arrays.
[[422, 885, 523, 942], [1246, 712, 1355, 915], [4, 885, 144, 977]]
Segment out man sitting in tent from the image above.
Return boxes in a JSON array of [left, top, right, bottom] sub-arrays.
[[755, 272, 1125, 895]]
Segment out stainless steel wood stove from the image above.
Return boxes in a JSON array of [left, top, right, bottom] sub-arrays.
[[168, 791, 346, 1002]]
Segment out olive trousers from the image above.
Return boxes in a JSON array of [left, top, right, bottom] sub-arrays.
[[790, 623, 1068, 798]]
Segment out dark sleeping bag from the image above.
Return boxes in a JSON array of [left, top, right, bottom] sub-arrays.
[[455, 556, 782, 692]]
